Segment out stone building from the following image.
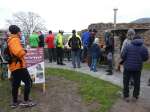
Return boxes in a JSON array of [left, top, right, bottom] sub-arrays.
[[88, 23, 150, 46]]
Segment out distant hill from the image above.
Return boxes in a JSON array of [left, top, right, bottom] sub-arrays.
[[131, 18, 150, 23]]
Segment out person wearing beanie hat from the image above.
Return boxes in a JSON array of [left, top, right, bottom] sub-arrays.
[[121, 28, 135, 52], [118, 28, 136, 73], [8, 25, 36, 108], [121, 34, 149, 102], [9, 25, 21, 34], [89, 38, 101, 72]]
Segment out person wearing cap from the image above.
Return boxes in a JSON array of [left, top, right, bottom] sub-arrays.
[[56, 30, 65, 65], [89, 38, 101, 72], [8, 25, 36, 108], [68, 30, 82, 68], [121, 35, 149, 102]]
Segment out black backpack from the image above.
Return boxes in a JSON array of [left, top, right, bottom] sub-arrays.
[[71, 36, 80, 50], [3, 38, 21, 64]]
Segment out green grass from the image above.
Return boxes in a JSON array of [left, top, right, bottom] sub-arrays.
[[0, 68, 121, 112], [143, 63, 150, 70], [0, 80, 40, 112], [46, 68, 121, 112]]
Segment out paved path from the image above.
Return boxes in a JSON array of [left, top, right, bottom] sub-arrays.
[[45, 60, 150, 104]]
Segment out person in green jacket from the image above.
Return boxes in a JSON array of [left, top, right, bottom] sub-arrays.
[[56, 30, 65, 65], [29, 31, 39, 48]]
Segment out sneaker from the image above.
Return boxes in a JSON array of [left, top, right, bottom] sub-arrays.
[[132, 97, 138, 102], [93, 70, 97, 72], [57, 63, 60, 65], [19, 100, 36, 108], [60, 63, 66, 65], [106, 72, 113, 75], [148, 79, 150, 86], [123, 97, 130, 102], [77, 66, 81, 68], [10, 102, 18, 109]]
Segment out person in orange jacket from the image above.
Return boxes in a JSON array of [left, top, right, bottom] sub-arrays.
[[8, 25, 35, 108]]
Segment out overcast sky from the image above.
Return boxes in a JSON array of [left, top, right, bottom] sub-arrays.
[[0, 0, 150, 32]]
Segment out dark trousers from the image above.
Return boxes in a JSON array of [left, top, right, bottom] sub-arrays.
[[48, 48, 56, 62], [71, 49, 81, 68], [11, 68, 32, 103], [56, 47, 64, 64], [66, 49, 71, 61], [82, 46, 88, 62], [123, 69, 141, 98], [106, 60, 113, 75]]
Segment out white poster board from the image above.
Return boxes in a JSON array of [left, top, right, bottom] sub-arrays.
[[25, 48, 45, 84]]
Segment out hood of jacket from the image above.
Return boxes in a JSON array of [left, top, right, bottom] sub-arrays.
[[131, 38, 144, 46]]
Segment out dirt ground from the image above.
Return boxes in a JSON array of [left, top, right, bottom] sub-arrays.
[[7, 74, 150, 112], [34, 76, 100, 112], [109, 98, 150, 112], [34, 75, 150, 112]]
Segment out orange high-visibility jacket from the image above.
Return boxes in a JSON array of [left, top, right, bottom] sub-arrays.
[[8, 34, 26, 72]]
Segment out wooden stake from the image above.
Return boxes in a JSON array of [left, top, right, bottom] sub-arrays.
[[43, 83, 46, 93]]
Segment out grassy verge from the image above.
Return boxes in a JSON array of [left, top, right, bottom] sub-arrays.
[[46, 68, 121, 112], [143, 62, 150, 70], [0, 79, 40, 112], [0, 68, 121, 112]]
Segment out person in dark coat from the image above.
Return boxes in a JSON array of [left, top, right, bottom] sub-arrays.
[[87, 29, 97, 67], [68, 30, 82, 68], [38, 31, 44, 47], [121, 36, 149, 102]]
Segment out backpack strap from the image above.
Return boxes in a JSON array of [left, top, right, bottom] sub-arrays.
[[7, 37, 23, 66]]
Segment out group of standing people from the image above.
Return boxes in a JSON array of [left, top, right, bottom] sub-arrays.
[[1, 24, 150, 109], [45, 29, 102, 71], [28, 31, 45, 48]]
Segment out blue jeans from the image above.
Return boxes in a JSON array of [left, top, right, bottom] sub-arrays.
[[90, 57, 97, 72], [71, 49, 81, 68]]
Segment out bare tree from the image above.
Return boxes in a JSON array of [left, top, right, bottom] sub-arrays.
[[7, 12, 47, 35]]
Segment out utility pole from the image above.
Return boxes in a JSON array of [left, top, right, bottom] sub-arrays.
[[113, 8, 118, 30]]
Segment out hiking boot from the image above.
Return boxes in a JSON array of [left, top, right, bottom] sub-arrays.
[[19, 100, 36, 108]]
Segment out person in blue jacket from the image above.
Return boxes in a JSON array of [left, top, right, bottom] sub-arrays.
[[121, 35, 149, 102], [89, 38, 101, 72], [81, 29, 91, 62]]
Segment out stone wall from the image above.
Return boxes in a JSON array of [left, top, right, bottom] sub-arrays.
[[87, 23, 150, 63], [87, 23, 150, 46]]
